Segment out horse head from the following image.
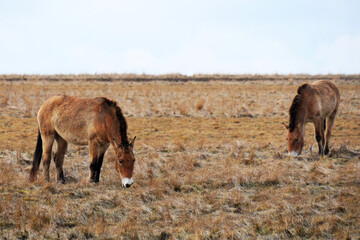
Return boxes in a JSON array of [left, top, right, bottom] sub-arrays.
[[283, 123, 304, 157], [115, 136, 136, 188]]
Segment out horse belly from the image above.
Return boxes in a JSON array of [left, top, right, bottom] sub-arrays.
[[53, 119, 93, 146], [63, 133, 89, 145]]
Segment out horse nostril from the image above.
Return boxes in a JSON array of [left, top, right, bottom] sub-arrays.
[[122, 178, 133, 188]]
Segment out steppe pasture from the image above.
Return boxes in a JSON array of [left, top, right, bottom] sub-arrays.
[[0, 75, 359, 239]]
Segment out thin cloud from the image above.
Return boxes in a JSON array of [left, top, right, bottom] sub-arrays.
[[316, 35, 360, 74], [0, 0, 359, 74]]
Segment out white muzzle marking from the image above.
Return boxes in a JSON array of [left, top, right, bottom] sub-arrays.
[[290, 151, 298, 157], [122, 178, 133, 188]]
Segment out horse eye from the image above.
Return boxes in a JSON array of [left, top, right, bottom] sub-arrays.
[[119, 160, 123, 165], [295, 138, 300, 142]]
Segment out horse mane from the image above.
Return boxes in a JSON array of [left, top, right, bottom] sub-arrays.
[[100, 98, 130, 150], [289, 84, 308, 132]]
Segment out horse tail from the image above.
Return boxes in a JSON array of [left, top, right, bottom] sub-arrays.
[[29, 129, 43, 181]]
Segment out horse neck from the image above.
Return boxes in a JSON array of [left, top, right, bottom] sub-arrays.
[[105, 117, 126, 152], [294, 99, 308, 133], [106, 131, 121, 153]]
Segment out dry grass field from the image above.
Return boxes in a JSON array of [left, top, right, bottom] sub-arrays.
[[0, 75, 359, 239]]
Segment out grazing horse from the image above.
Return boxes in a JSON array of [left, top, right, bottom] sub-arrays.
[[29, 95, 136, 188], [283, 80, 340, 157]]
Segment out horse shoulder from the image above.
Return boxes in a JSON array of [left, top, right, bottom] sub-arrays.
[[93, 102, 116, 136]]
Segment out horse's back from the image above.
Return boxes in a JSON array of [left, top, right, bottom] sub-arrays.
[[311, 80, 340, 95], [38, 96, 110, 145], [311, 80, 340, 103], [309, 80, 340, 118]]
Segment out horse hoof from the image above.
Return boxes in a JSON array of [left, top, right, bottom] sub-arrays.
[[324, 148, 329, 155], [89, 179, 99, 184]]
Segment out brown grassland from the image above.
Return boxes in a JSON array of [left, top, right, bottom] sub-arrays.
[[0, 75, 359, 239]]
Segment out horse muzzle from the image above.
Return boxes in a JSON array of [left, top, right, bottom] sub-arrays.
[[122, 178, 134, 188], [290, 151, 299, 157]]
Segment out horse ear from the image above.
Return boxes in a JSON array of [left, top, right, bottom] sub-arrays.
[[282, 123, 289, 130], [130, 136, 136, 148]]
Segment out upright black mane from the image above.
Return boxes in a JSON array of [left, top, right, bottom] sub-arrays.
[[288, 84, 308, 132], [101, 98, 130, 150], [289, 95, 301, 132]]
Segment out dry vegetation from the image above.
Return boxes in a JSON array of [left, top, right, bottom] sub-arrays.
[[0, 75, 359, 239]]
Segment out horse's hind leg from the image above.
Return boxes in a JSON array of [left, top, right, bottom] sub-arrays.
[[322, 119, 326, 146], [89, 141, 109, 183], [324, 111, 337, 155], [314, 119, 325, 156], [41, 132, 55, 181], [54, 134, 68, 183]]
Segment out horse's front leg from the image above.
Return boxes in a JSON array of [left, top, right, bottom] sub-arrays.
[[89, 141, 108, 183], [314, 119, 325, 156]]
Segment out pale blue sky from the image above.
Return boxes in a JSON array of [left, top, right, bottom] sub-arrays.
[[0, 0, 359, 75]]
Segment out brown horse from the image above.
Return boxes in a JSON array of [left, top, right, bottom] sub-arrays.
[[283, 80, 340, 157], [29, 95, 136, 188]]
